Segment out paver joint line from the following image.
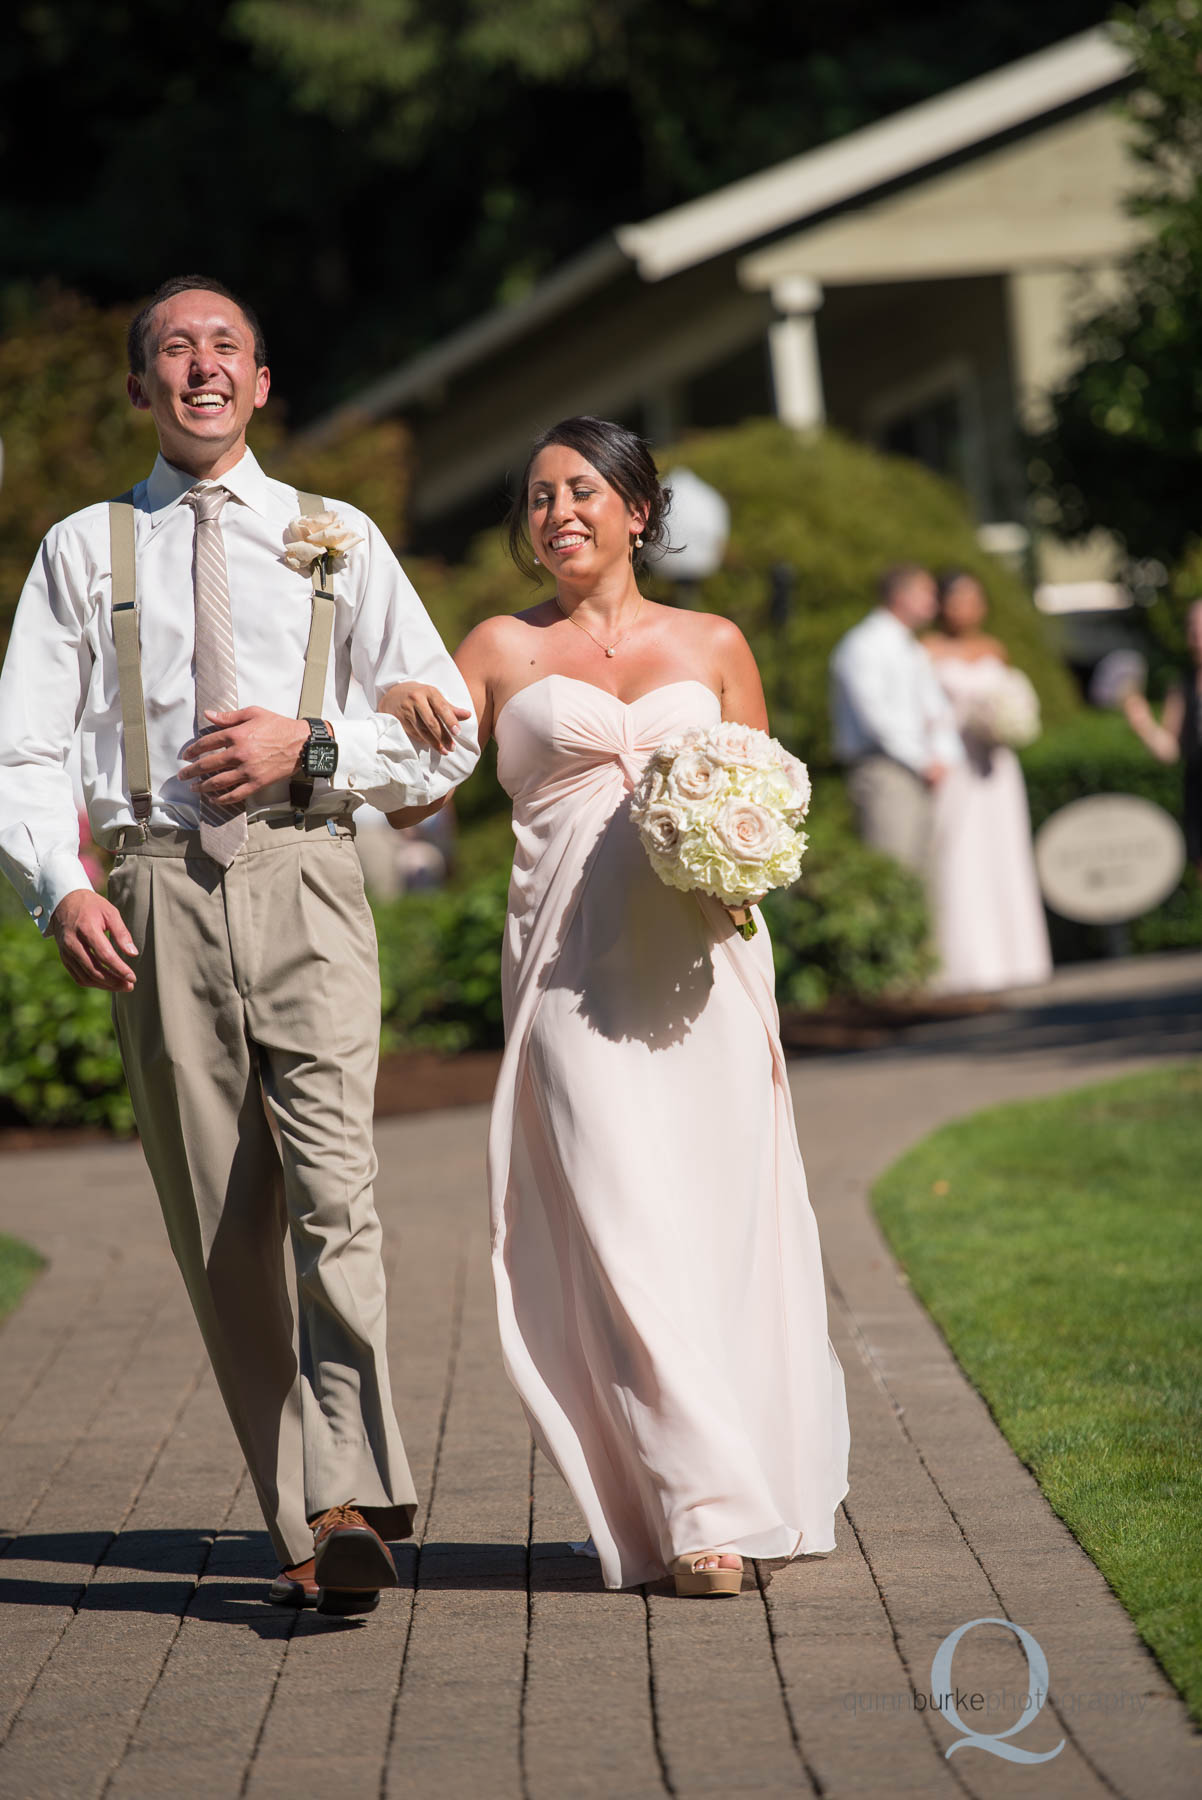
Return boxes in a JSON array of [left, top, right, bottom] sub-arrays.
[[517, 1437, 536, 1800], [840, 1499, 977, 1800], [754, 1560, 824, 1797], [0, 1329, 211, 1764], [378, 1245, 468, 1800], [97, 1470, 249, 1799]]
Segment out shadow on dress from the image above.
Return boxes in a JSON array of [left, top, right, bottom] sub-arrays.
[[538, 801, 716, 1052]]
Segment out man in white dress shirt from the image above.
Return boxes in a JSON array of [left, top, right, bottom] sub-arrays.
[[829, 564, 963, 879], [0, 276, 480, 1616]]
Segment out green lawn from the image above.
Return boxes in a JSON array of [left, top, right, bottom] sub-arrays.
[[872, 1062, 1202, 1723], [0, 1231, 43, 1323]]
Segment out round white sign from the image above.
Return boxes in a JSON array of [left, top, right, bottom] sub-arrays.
[[1034, 794, 1186, 925]]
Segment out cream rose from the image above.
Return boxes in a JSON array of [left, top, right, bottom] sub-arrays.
[[713, 799, 782, 866], [709, 721, 769, 767], [640, 804, 686, 855], [282, 510, 364, 573], [773, 750, 812, 819], [667, 749, 726, 804]]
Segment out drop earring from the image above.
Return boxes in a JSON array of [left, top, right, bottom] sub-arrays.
[[533, 555, 540, 565], [634, 535, 644, 549]]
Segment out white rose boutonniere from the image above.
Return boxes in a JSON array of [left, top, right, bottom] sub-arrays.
[[282, 510, 364, 576]]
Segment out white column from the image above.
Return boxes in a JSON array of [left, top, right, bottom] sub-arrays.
[[768, 276, 825, 430]]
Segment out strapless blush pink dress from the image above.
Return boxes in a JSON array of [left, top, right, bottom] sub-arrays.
[[487, 675, 850, 1589]]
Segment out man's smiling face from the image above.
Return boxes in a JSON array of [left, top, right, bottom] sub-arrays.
[[127, 288, 270, 477]]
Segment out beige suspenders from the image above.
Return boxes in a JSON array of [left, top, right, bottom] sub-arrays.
[[107, 487, 335, 831]]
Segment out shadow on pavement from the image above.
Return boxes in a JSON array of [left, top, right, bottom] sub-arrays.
[[875, 981, 1202, 1067]]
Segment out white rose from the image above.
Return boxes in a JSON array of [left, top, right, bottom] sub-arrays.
[[641, 804, 686, 855], [712, 799, 783, 866], [773, 750, 812, 819], [709, 721, 770, 767], [668, 749, 726, 805], [282, 510, 365, 573]]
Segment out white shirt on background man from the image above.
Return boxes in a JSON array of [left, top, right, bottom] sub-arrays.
[[0, 447, 479, 929], [829, 606, 964, 775]]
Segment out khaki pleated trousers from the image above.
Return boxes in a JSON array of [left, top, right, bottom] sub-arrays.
[[109, 818, 416, 1569]]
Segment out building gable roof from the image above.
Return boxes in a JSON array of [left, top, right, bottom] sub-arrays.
[[306, 27, 1130, 443]]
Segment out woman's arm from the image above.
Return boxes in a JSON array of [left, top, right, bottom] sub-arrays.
[[380, 619, 505, 830], [714, 618, 770, 731], [1123, 684, 1183, 763]]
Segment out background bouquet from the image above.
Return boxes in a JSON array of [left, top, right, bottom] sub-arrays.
[[967, 666, 1042, 748], [630, 722, 811, 938]]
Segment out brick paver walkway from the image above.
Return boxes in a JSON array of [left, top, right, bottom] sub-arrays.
[[1, 952, 1200, 1798]]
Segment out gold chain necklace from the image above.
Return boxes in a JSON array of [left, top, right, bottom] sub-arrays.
[[553, 592, 644, 658]]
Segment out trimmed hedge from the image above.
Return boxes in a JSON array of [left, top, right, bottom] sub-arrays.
[[1020, 710, 1202, 959]]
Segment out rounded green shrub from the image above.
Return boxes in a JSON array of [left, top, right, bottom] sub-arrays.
[[0, 923, 133, 1131]]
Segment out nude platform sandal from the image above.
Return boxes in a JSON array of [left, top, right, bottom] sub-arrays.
[[671, 1551, 744, 1597]]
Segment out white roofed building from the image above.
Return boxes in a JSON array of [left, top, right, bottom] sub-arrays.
[[306, 29, 1141, 594]]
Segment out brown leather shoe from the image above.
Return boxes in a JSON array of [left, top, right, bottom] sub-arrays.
[[269, 1557, 319, 1608], [311, 1501, 398, 1617]]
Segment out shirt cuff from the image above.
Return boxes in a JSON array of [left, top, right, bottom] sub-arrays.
[[34, 850, 97, 933], [328, 718, 420, 795]]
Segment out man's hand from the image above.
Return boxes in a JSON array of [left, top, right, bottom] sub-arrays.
[[179, 708, 311, 805], [50, 890, 138, 992], [379, 682, 471, 754]]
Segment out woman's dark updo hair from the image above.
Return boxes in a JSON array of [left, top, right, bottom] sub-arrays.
[[506, 415, 672, 580], [935, 568, 979, 607]]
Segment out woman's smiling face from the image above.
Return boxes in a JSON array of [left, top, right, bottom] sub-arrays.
[[527, 445, 645, 582]]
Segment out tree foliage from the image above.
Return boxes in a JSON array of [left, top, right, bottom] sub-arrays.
[[1035, 1, 1202, 579], [0, 1, 1110, 416], [0, 287, 410, 640]]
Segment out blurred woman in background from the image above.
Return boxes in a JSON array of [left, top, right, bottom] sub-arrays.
[[924, 571, 1052, 993], [1121, 599, 1202, 876]]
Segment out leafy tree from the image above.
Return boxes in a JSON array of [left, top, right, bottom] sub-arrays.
[[0, 1, 1110, 416], [0, 287, 410, 639], [1035, 1, 1202, 583]]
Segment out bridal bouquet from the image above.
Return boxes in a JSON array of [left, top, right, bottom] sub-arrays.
[[630, 722, 811, 939], [968, 668, 1041, 748]]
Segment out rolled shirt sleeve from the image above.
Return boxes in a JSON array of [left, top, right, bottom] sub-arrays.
[[0, 531, 97, 930]]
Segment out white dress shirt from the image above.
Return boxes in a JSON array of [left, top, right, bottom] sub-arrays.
[[829, 607, 964, 775], [0, 449, 480, 929]]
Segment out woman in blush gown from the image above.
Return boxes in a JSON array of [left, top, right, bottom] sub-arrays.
[[924, 572, 1052, 994], [385, 417, 848, 1597]]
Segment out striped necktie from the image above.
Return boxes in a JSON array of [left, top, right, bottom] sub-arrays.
[[185, 485, 247, 867]]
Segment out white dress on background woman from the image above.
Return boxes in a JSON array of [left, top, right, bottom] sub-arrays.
[[929, 653, 1052, 994], [486, 674, 850, 1590]]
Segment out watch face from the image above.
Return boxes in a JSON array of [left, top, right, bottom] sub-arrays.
[[305, 743, 339, 778]]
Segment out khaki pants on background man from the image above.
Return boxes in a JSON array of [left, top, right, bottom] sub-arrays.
[[845, 753, 933, 882], [108, 817, 415, 1570]]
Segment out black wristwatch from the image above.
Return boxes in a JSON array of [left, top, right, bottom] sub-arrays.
[[300, 717, 339, 779]]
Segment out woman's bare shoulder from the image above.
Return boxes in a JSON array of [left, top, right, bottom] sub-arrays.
[[458, 605, 554, 659]]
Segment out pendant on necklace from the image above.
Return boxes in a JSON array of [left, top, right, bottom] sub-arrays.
[[606, 646, 616, 657]]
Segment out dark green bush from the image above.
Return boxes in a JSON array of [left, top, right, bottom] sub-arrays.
[[374, 865, 510, 1053], [1020, 710, 1202, 960], [0, 922, 133, 1131], [763, 838, 934, 1010]]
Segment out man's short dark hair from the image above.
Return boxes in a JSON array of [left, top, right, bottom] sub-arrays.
[[877, 563, 932, 607], [127, 276, 267, 374]]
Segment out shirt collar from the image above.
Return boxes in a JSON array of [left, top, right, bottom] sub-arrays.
[[144, 446, 279, 528], [872, 606, 917, 645]]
